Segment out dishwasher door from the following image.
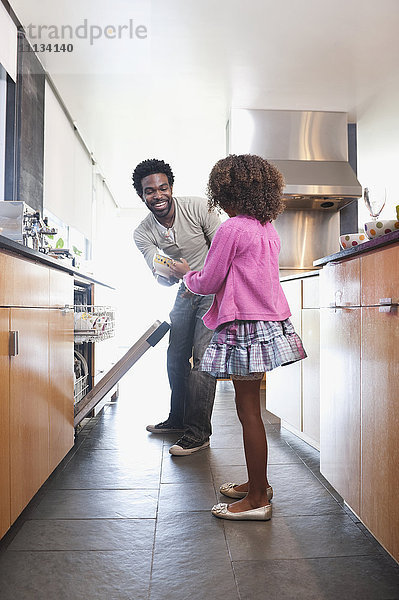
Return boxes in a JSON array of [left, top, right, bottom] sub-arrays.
[[73, 320, 170, 427]]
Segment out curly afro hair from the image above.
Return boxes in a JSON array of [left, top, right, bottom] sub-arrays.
[[132, 159, 175, 197], [207, 154, 285, 224]]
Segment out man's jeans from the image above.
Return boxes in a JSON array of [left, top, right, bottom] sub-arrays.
[[167, 284, 217, 443]]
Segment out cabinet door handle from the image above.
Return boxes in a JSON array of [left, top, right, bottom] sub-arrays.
[[335, 290, 343, 305], [378, 298, 396, 313], [9, 331, 19, 357]]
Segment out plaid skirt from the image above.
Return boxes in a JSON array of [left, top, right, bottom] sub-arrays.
[[200, 318, 307, 378]]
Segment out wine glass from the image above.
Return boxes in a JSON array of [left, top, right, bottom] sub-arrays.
[[363, 186, 386, 221]]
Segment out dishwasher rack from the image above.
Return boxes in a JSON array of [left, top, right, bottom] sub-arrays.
[[74, 304, 115, 344]]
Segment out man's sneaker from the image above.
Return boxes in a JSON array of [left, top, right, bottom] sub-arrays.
[[146, 420, 185, 434], [169, 438, 210, 456]]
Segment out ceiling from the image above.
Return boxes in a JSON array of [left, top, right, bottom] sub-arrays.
[[9, 0, 399, 207]]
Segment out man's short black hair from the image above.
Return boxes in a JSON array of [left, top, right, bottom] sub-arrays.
[[132, 158, 175, 197]]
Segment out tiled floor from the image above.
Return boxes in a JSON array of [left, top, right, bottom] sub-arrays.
[[1, 365, 399, 599]]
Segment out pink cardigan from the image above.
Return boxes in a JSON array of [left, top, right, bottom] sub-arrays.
[[183, 214, 291, 330]]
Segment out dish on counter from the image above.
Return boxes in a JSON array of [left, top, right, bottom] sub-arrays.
[[339, 233, 367, 249], [364, 220, 399, 239]]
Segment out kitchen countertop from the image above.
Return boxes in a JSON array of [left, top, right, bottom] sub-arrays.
[[280, 269, 320, 282], [313, 229, 399, 267], [0, 234, 114, 289]]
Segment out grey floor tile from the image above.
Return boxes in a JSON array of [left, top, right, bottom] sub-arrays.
[[212, 412, 241, 426], [265, 430, 292, 444], [211, 465, 248, 489], [154, 511, 227, 557], [29, 489, 158, 519], [210, 427, 288, 450], [70, 446, 163, 466], [210, 427, 243, 448], [267, 443, 303, 464], [158, 482, 217, 513], [150, 558, 239, 600], [48, 447, 162, 490], [151, 512, 238, 600], [2, 369, 398, 600], [208, 444, 302, 468], [0, 550, 152, 600], [80, 433, 164, 451], [266, 464, 344, 516], [224, 513, 379, 561], [210, 463, 342, 516], [161, 453, 213, 483], [233, 555, 399, 600], [208, 447, 247, 467], [211, 410, 238, 419], [49, 462, 161, 490], [8, 519, 155, 551]]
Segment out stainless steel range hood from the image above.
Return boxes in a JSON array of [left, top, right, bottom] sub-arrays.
[[228, 109, 362, 209]]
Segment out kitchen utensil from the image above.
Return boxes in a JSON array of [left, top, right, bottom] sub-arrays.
[[363, 186, 386, 220], [339, 233, 367, 249], [364, 220, 399, 239]]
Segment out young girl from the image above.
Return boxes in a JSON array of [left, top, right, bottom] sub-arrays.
[[170, 154, 306, 521]]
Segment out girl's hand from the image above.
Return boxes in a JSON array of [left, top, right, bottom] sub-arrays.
[[170, 258, 191, 279]]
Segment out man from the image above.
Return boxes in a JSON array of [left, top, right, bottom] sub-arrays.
[[132, 158, 221, 455]]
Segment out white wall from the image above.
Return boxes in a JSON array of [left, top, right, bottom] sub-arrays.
[[357, 75, 399, 227]]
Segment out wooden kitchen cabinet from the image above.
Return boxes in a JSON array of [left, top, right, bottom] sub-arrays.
[[1, 249, 75, 533], [361, 309, 399, 560], [49, 267, 74, 308], [319, 243, 399, 561], [361, 245, 399, 305], [0, 252, 50, 307], [10, 308, 50, 522], [0, 309, 11, 538], [320, 306, 361, 515], [48, 271, 74, 473], [320, 259, 361, 515], [48, 307, 74, 474]]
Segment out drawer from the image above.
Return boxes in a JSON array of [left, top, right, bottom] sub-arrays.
[[319, 257, 361, 308], [361, 245, 399, 306], [49, 268, 74, 308], [302, 275, 320, 308], [0, 252, 50, 307]]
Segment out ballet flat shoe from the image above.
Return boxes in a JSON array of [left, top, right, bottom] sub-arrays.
[[211, 502, 272, 521], [219, 482, 273, 501]]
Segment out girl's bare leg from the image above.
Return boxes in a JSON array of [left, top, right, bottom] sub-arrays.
[[227, 378, 270, 513]]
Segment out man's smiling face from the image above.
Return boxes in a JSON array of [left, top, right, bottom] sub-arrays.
[[141, 173, 173, 221]]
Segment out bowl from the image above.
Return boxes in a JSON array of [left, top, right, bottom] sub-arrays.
[[339, 233, 367, 249], [364, 220, 399, 239]]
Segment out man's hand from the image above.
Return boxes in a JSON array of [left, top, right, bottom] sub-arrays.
[[181, 288, 195, 298], [170, 258, 191, 279], [156, 274, 179, 286]]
